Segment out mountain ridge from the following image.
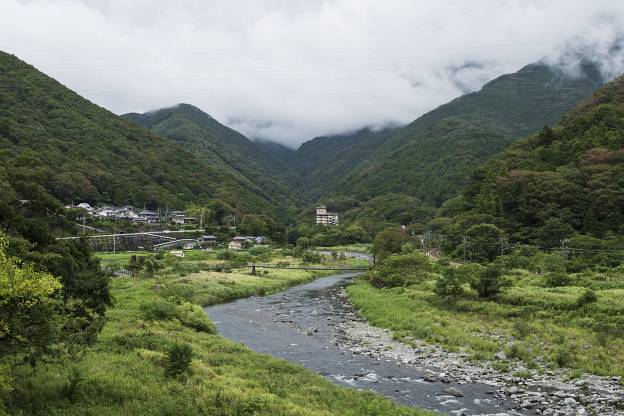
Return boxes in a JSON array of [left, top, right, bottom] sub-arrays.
[[0, 51, 284, 214]]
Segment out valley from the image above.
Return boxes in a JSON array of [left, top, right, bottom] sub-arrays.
[[3, 14, 624, 416]]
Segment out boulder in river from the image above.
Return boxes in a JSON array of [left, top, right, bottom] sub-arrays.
[[443, 387, 464, 397]]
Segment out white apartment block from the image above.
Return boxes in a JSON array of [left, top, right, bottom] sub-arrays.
[[316, 206, 339, 226]]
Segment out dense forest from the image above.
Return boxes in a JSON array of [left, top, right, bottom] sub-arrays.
[[0, 52, 284, 215], [436, 73, 624, 248], [124, 104, 296, 208], [329, 62, 605, 208]]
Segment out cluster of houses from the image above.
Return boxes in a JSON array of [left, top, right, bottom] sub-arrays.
[[69, 203, 197, 225], [227, 236, 268, 250], [178, 235, 268, 251]]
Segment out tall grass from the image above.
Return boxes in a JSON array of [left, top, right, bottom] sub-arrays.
[[5, 252, 431, 416]]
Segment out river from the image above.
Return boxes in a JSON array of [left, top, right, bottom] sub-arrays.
[[205, 273, 529, 415]]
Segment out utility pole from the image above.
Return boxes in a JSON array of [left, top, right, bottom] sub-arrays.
[[112, 221, 116, 254], [499, 236, 508, 257], [560, 238, 569, 275], [200, 211, 204, 230], [463, 236, 470, 263]]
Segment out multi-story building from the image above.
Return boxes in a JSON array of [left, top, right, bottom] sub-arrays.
[[315, 206, 339, 226]]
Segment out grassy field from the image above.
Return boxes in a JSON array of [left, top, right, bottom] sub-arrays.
[[316, 244, 371, 253], [6, 249, 431, 416], [347, 267, 624, 379]]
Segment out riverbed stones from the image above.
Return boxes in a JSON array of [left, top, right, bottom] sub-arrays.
[[443, 387, 464, 397], [332, 287, 624, 416], [564, 397, 577, 406]]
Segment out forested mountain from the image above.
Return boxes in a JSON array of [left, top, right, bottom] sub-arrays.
[[290, 127, 400, 200], [304, 62, 605, 208], [124, 104, 296, 206], [446, 73, 624, 245], [0, 52, 284, 214]]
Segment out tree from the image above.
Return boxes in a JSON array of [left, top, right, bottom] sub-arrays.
[[435, 267, 466, 299], [465, 223, 505, 263], [296, 237, 310, 249], [164, 343, 193, 378], [370, 252, 431, 288], [469, 264, 510, 298], [372, 227, 410, 261], [0, 233, 62, 363]]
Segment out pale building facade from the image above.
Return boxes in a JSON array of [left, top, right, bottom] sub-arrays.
[[316, 206, 339, 226]]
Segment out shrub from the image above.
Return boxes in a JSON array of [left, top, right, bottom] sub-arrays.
[[175, 302, 216, 333], [216, 250, 235, 260], [61, 367, 84, 402], [512, 320, 531, 339], [296, 237, 310, 249], [301, 250, 322, 264], [576, 288, 598, 306], [164, 343, 193, 378], [372, 227, 410, 261], [370, 252, 431, 288], [140, 299, 176, 321], [553, 345, 575, 368], [470, 264, 510, 298], [434, 267, 466, 299], [545, 272, 572, 288]]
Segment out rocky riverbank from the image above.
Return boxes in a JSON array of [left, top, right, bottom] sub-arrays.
[[331, 289, 624, 416]]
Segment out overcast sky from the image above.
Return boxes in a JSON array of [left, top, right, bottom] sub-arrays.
[[2, 1, 624, 147]]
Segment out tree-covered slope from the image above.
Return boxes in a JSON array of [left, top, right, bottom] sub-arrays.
[[123, 104, 296, 206], [291, 127, 400, 200], [0, 51, 279, 213], [328, 62, 605, 207], [456, 73, 624, 243]]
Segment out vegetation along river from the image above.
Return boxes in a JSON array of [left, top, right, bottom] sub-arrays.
[[204, 273, 529, 415]]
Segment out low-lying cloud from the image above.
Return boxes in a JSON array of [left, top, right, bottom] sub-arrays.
[[2, 0, 624, 147]]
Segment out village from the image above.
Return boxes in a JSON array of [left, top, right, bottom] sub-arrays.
[[63, 203, 339, 253], [65, 202, 275, 252]]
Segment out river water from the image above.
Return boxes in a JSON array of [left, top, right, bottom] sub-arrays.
[[205, 273, 528, 415]]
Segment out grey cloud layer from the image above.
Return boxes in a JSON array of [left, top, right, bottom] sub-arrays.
[[2, 0, 624, 146]]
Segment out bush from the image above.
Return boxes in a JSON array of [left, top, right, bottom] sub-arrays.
[[553, 345, 575, 368], [544, 272, 572, 288], [434, 267, 466, 299], [301, 250, 322, 264], [372, 227, 410, 261], [470, 264, 510, 298], [370, 252, 431, 288], [140, 299, 176, 321], [512, 320, 531, 339], [296, 237, 310, 249], [216, 250, 236, 260], [164, 343, 193, 378], [175, 302, 216, 333], [61, 367, 84, 402], [576, 289, 598, 306]]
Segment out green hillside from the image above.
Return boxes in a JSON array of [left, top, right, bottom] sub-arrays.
[[0, 51, 280, 214], [291, 127, 400, 200], [451, 73, 624, 244], [324, 62, 604, 207], [124, 104, 296, 207]]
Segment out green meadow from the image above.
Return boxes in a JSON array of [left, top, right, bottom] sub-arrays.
[[6, 249, 430, 416], [348, 266, 624, 379]]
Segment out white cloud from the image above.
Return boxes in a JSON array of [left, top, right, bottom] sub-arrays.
[[2, 0, 624, 147]]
